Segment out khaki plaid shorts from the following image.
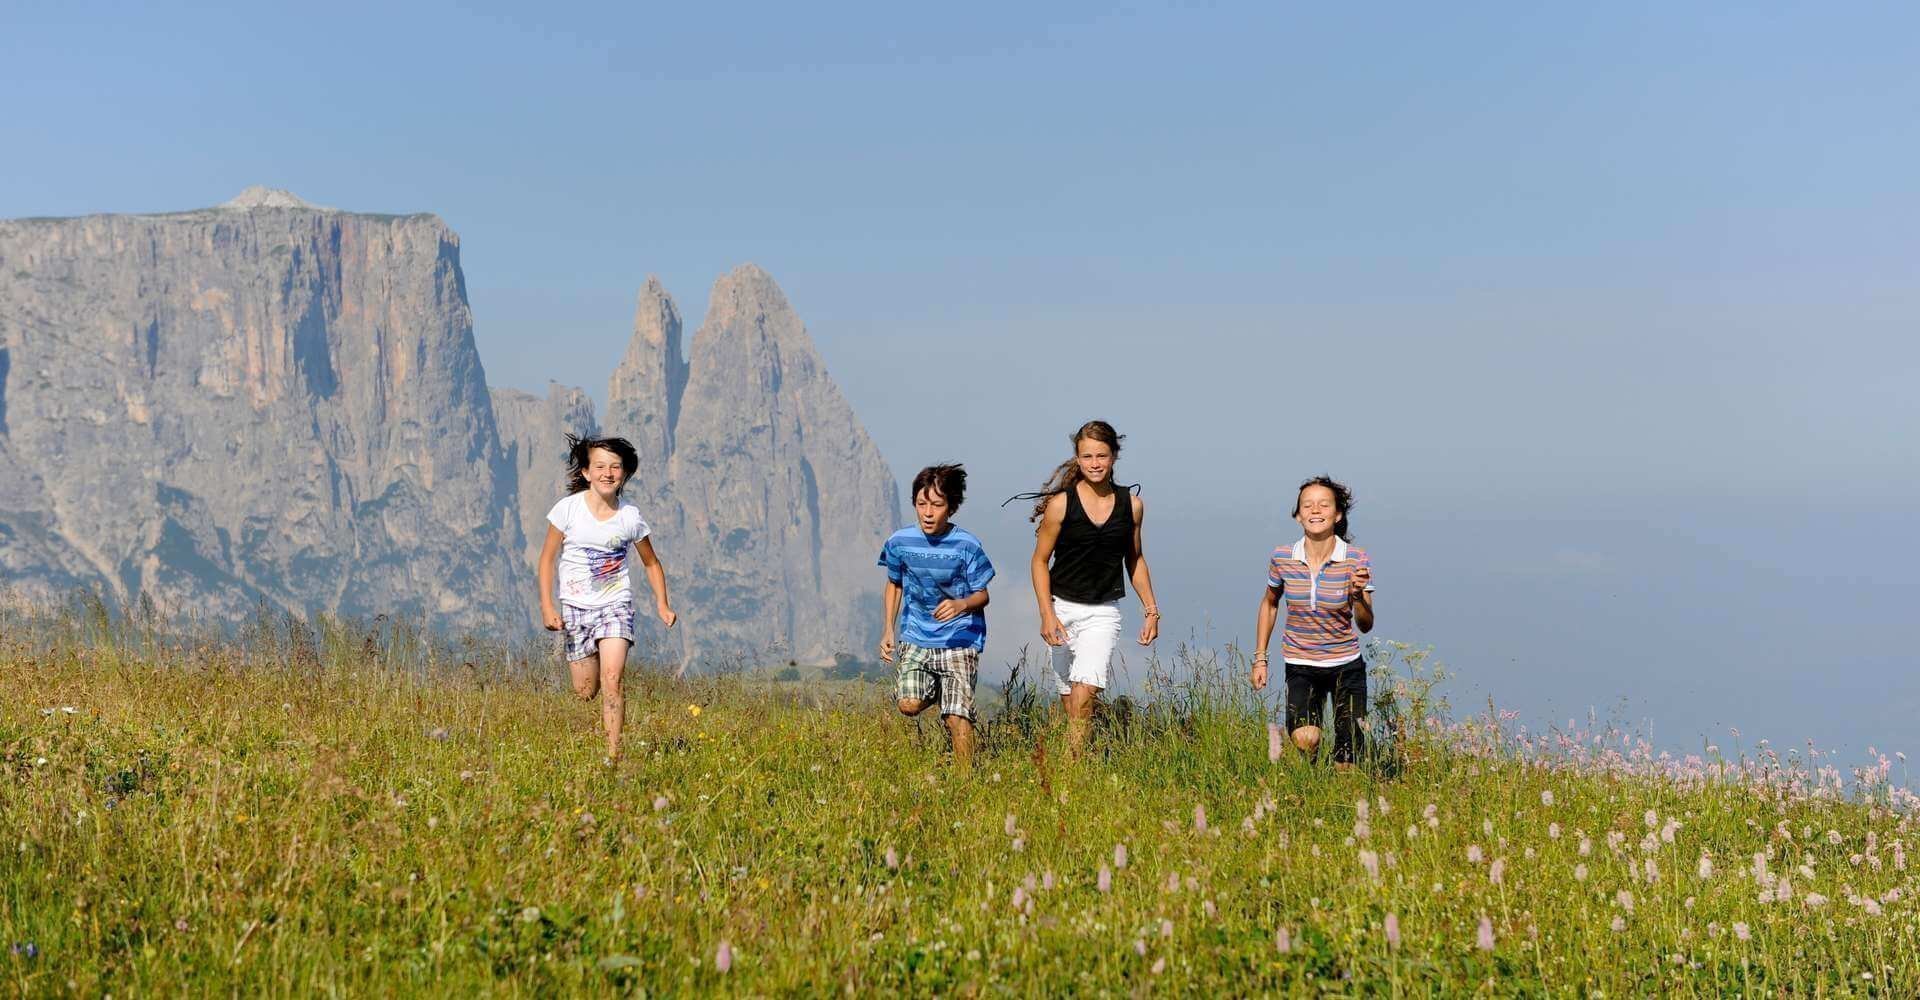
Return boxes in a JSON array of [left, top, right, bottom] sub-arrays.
[[895, 644, 980, 722]]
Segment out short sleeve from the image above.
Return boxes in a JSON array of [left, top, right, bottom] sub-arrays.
[[545, 495, 572, 534], [626, 506, 650, 545], [877, 538, 903, 582], [965, 544, 996, 591], [1265, 549, 1285, 589]]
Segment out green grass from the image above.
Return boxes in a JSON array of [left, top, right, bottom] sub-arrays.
[[2, 605, 1914, 996]]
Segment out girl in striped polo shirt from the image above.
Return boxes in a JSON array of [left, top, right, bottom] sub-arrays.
[[1250, 476, 1374, 768]]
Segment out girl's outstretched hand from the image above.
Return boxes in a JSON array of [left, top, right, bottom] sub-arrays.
[[1348, 564, 1371, 599], [657, 604, 678, 628], [1039, 615, 1068, 647], [1250, 661, 1268, 690], [542, 607, 563, 631], [1137, 615, 1159, 646]]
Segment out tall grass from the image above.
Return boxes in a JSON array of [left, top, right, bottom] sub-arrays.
[[2, 597, 1914, 995]]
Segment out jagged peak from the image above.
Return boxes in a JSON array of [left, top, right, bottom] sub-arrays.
[[630, 276, 682, 348], [221, 186, 325, 211]]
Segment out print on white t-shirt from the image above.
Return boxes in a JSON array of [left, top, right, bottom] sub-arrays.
[[546, 492, 650, 609]]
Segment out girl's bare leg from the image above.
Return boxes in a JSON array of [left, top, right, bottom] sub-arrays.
[[944, 714, 977, 772], [597, 637, 631, 760], [570, 654, 601, 700], [1064, 682, 1099, 759]]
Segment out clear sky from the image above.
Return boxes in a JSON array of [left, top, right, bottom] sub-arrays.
[[6, 2, 1917, 761]]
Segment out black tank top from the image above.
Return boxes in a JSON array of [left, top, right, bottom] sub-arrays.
[[1050, 484, 1132, 604]]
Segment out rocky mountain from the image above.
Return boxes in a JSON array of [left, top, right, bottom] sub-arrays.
[[0, 191, 900, 666], [0, 189, 521, 627]]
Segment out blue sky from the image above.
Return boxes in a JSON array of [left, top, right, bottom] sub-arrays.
[[5, 2, 1917, 759]]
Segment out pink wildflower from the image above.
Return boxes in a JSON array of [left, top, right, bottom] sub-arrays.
[[884, 847, 899, 870], [1097, 866, 1112, 893], [1733, 922, 1751, 941], [652, 795, 669, 811], [1151, 957, 1166, 975], [1476, 916, 1495, 951], [1115, 844, 1129, 869], [1489, 858, 1505, 886], [1276, 927, 1292, 953], [1267, 723, 1284, 761], [1540, 789, 1555, 807], [1697, 854, 1713, 879], [1005, 813, 1018, 837], [1467, 844, 1484, 864], [1610, 915, 1625, 932], [1160, 918, 1174, 938], [1135, 939, 1147, 956], [715, 940, 733, 973], [1359, 850, 1380, 880], [1384, 913, 1401, 950], [1194, 804, 1208, 833]]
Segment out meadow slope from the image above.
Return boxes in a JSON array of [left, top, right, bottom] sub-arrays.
[[2, 607, 1915, 996]]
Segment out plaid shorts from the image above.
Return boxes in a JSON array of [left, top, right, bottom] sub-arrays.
[[561, 602, 635, 662], [895, 644, 980, 721]]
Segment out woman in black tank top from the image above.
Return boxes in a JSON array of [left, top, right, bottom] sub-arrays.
[[1026, 420, 1162, 758]]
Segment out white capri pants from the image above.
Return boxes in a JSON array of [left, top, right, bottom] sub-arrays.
[[1048, 597, 1124, 695]]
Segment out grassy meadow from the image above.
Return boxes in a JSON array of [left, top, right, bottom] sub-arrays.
[[2, 600, 1916, 996]]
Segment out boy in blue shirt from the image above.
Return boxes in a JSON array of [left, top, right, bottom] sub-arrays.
[[878, 464, 994, 769]]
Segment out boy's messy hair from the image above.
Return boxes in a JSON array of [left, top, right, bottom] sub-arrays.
[[565, 434, 640, 497], [911, 464, 967, 512]]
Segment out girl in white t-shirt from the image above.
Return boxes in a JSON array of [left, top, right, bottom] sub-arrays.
[[537, 435, 677, 763]]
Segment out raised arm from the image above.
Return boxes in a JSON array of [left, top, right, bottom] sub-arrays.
[[537, 525, 565, 630], [1030, 493, 1068, 646], [1126, 495, 1159, 645]]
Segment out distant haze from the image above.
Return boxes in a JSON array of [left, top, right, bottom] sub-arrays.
[[4, 3, 1916, 760]]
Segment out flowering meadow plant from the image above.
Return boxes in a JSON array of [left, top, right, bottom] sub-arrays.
[[0, 601, 1914, 994]]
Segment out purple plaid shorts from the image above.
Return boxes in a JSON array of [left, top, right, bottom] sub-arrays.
[[561, 602, 635, 662]]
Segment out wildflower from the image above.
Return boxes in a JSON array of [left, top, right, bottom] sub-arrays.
[[519, 906, 542, 923], [1012, 886, 1028, 910], [1276, 927, 1292, 953], [1489, 858, 1505, 886], [1610, 915, 1626, 932], [1548, 822, 1561, 840], [1011, 837, 1024, 853], [1467, 844, 1484, 864], [1194, 804, 1208, 833], [1540, 789, 1555, 807], [1134, 939, 1147, 956], [1384, 912, 1401, 950], [1423, 803, 1438, 820], [1805, 892, 1829, 907], [884, 847, 898, 870], [1115, 844, 1129, 869], [1774, 877, 1792, 903], [428, 727, 449, 741], [1476, 916, 1495, 951], [1579, 837, 1593, 857], [653, 796, 669, 811], [1160, 918, 1174, 938], [1166, 871, 1180, 893], [1615, 890, 1634, 914], [1574, 864, 1589, 882], [1004, 813, 1018, 837], [687, 704, 701, 717], [715, 940, 732, 972], [1644, 809, 1658, 829], [1406, 824, 1419, 840], [1733, 922, 1751, 941], [1203, 899, 1217, 921], [1827, 829, 1843, 846], [1359, 850, 1380, 880], [1042, 870, 1055, 891], [1151, 958, 1166, 975], [1267, 723, 1284, 762], [1863, 898, 1883, 916], [1097, 866, 1112, 893], [1353, 820, 1371, 840], [1643, 858, 1659, 883], [174, 919, 189, 932], [1357, 798, 1370, 822]]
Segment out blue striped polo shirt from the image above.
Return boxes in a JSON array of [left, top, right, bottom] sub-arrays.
[[878, 525, 995, 650]]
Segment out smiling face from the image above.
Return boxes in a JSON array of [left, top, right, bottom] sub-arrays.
[[586, 447, 626, 501], [1294, 483, 1342, 539], [913, 486, 953, 535], [1074, 437, 1115, 485]]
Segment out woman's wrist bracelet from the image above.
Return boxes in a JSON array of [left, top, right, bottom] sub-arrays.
[[1142, 605, 1160, 617], [1252, 651, 1269, 663]]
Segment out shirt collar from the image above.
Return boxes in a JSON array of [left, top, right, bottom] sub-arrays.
[[1289, 535, 1347, 563]]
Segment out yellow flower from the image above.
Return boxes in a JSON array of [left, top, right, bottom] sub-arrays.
[[687, 705, 702, 717]]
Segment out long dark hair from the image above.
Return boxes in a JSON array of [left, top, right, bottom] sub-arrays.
[[1292, 474, 1355, 541], [1027, 420, 1124, 523], [564, 434, 640, 497]]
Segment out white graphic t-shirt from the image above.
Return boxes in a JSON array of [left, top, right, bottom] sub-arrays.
[[546, 492, 651, 609]]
